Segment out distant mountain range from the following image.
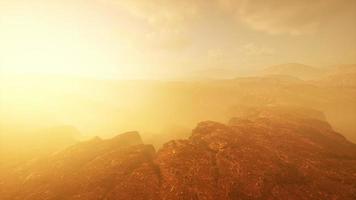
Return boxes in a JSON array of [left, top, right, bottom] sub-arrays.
[[189, 63, 356, 81]]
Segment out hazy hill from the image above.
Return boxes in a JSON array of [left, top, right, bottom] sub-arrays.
[[318, 73, 356, 88], [261, 63, 323, 80], [1, 71, 356, 151], [314, 65, 356, 88], [326, 64, 356, 74]]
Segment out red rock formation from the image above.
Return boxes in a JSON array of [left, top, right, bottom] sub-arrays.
[[1, 114, 356, 200]]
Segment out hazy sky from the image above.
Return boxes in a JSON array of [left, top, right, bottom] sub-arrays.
[[1, 0, 355, 79]]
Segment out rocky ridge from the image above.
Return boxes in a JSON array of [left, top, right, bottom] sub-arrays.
[[1, 111, 356, 200]]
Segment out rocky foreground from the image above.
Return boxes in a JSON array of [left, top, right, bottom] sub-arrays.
[[1, 112, 356, 200]]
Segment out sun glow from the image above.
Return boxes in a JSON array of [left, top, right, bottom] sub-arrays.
[[0, 2, 136, 79]]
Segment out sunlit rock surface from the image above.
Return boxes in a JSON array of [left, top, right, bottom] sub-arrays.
[[1, 114, 356, 200]]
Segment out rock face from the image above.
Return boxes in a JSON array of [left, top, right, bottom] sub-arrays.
[[1, 115, 356, 200], [0, 131, 159, 200]]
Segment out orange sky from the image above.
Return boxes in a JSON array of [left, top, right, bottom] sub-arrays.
[[1, 0, 356, 79]]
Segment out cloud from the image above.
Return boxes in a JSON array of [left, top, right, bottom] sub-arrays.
[[240, 43, 275, 56], [219, 0, 356, 35], [145, 28, 192, 51], [110, 0, 205, 28], [108, 0, 355, 36], [103, 0, 210, 51], [97, 0, 356, 58], [204, 43, 275, 69]]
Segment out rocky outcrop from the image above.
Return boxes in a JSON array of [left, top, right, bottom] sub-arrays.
[[1, 115, 356, 200], [0, 131, 159, 200]]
